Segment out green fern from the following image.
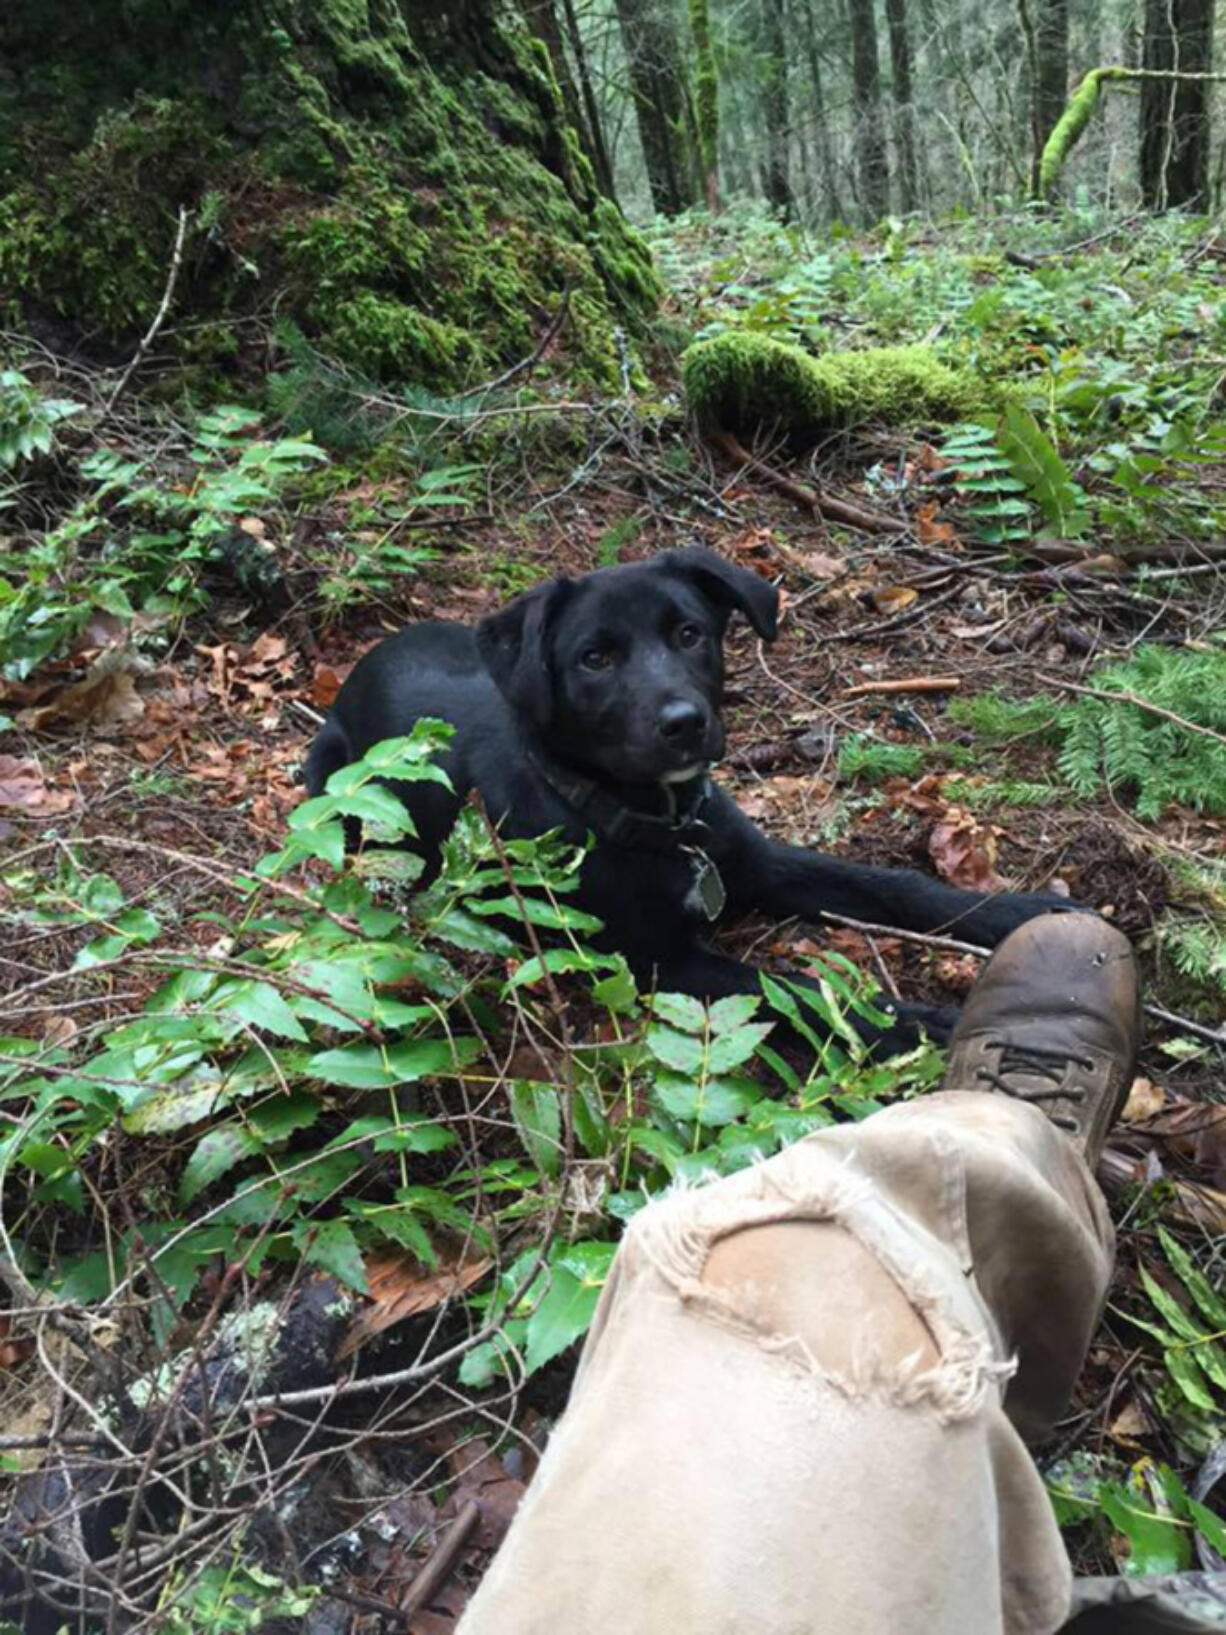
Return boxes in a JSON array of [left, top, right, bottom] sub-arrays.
[[945, 777, 1067, 808], [838, 735, 924, 782], [941, 421, 1031, 544], [947, 692, 1065, 745], [1055, 647, 1226, 820], [1161, 918, 1226, 999]]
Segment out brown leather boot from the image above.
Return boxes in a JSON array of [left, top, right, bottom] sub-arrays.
[[944, 913, 1141, 1166]]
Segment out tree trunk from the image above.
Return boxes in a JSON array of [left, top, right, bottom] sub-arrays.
[[1140, 0, 1213, 207], [1032, 0, 1069, 192], [0, 0, 658, 386], [883, 0, 920, 211], [688, 0, 720, 208], [558, 0, 618, 199], [802, 0, 846, 219], [761, 0, 793, 216], [613, 0, 697, 215], [848, 0, 891, 219]]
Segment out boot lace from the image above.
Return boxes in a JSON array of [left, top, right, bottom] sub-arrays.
[[976, 1043, 1093, 1133]]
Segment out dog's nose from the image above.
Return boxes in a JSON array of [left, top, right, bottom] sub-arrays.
[[657, 700, 705, 743]]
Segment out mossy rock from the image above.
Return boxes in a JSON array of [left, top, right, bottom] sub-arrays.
[[0, 0, 660, 395], [681, 330, 992, 440]]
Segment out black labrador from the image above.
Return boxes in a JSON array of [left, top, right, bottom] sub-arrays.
[[306, 549, 1075, 1052]]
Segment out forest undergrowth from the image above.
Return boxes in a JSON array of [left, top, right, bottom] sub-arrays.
[[0, 205, 1225, 1631]]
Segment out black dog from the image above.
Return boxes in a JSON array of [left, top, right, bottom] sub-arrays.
[[307, 549, 1074, 1052]]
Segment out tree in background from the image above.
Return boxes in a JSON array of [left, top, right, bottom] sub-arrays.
[[801, 0, 846, 220], [1140, 0, 1214, 206], [614, 0, 699, 214], [848, 0, 891, 218], [689, 0, 721, 207], [761, 0, 794, 216], [559, 0, 619, 197], [1031, 0, 1070, 192], [884, 0, 920, 211]]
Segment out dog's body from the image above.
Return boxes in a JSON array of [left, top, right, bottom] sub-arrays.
[[307, 549, 1074, 1051]]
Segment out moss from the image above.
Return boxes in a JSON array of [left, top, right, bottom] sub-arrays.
[[1037, 68, 1129, 198], [0, 0, 661, 395], [681, 330, 993, 439]]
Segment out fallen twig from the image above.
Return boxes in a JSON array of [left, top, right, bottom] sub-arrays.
[[824, 582, 964, 643], [708, 430, 904, 534], [102, 206, 190, 415], [400, 1499, 483, 1618], [844, 676, 962, 697], [459, 286, 572, 399]]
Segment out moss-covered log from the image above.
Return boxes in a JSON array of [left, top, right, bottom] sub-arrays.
[[681, 331, 990, 440], [0, 0, 659, 391]]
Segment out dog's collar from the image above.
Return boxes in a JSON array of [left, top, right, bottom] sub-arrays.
[[528, 750, 716, 854]]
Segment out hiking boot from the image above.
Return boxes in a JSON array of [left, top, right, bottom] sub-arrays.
[[944, 913, 1141, 1166]]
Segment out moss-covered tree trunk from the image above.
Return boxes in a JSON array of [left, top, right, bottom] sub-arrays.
[[688, 0, 720, 209], [0, 0, 657, 390], [558, 0, 618, 200], [613, 0, 698, 215], [848, 0, 891, 220], [1140, 0, 1213, 207]]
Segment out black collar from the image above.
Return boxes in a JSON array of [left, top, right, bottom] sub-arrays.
[[529, 750, 716, 854]]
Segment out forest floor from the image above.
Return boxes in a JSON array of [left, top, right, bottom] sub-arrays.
[[1, 206, 1225, 1632]]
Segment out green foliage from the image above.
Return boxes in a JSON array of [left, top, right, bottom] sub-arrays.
[[837, 735, 925, 783], [0, 368, 82, 469], [1049, 1456, 1226, 1575], [681, 330, 990, 438], [0, 402, 325, 676], [1056, 648, 1226, 820], [940, 421, 1031, 544], [160, 1558, 316, 1633], [995, 403, 1089, 536], [1116, 1226, 1226, 1424]]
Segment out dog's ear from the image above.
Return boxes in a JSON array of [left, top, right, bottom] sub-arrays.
[[475, 578, 571, 726], [657, 547, 779, 641]]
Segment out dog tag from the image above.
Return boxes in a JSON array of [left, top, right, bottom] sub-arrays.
[[684, 850, 726, 922]]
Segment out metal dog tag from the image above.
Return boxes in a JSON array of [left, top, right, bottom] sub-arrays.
[[684, 850, 726, 922]]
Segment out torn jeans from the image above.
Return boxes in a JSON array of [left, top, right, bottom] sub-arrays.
[[457, 1092, 1209, 1634]]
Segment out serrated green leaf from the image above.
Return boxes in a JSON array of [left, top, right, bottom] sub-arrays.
[[306, 1036, 478, 1089], [706, 1023, 773, 1075], [1165, 1346, 1218, 1413], [214, 979, 308, 1042], [524, 1266, 600, 1373], [509, 1081, 562, 1177], [180, 1125, 261, 1203], [652, 1069, 757, 1127], [1189, 1497, 1226, 1558], [708, 994, 761, 1031], [997, 404, 1089, 537], [247, 1092, 321, 1142], [652, 993, 708, 1033], [291, 1219, 368, 1293]]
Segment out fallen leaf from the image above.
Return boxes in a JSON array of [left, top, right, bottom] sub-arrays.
[[18, 656, 145, 733], [934, 953, 982, 993], [915, 500, 957, 546], [0, 756, 77, 815], [338, 1252, 492, 1360], [1123, 1077, 1166, 1123], [928, 805, 1004, 892], [1107, 1398, 1150, 1445], [310, 664, 346, 708], [729, 525, 775, 557], [869, 584, 918, 615]]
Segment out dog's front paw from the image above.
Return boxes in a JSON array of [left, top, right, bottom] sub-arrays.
[[961, 892, 1091, 948]]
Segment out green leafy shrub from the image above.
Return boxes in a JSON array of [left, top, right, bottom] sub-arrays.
[[0, 367, 82, 469]]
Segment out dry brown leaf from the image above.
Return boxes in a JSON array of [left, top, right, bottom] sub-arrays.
[[18, 658, 145, 733], [310, 664, 346, 708], [1107, 1398, 1150, 1445], [0, 756, 77, 815], [928, 805, 1005, 892], [1123, 1077, 1166, 1123], [338, 1253, 492, 1360], [869, 584, 918, 615], [729, 525, 775, 557], [915, 500, 957, 546]]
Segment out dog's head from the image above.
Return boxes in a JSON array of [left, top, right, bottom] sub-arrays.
[[475, 548, 778, 786]]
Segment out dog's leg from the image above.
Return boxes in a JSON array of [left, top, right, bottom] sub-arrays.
[[732, 835, 1080, 949]]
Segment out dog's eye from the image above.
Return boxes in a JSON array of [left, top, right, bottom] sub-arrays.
[[676, 623, 704, 649], [580, 648, 613, 672]]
